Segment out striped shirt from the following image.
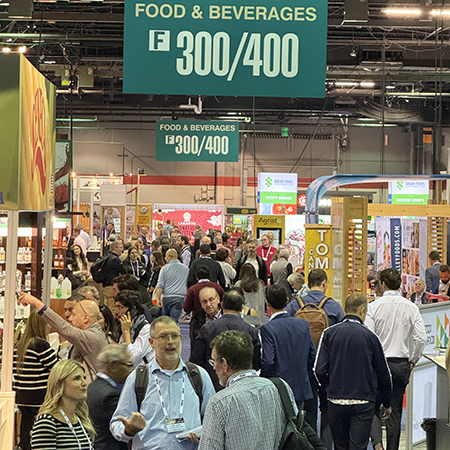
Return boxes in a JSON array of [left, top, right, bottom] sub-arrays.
[[13, 339, 58, 406], [31, 414, 92, 450]]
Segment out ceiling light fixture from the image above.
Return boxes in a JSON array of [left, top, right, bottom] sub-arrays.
[[2, 47, 11, 53], [18, 45, 26, 53], [431, 9, 450, 16], [350, 44, 358, 57], [383, 8, 421, 15]]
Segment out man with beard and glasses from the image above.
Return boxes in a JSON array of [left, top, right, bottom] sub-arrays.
[[234, 239, 267, 285], [438, 264, 450, 298]]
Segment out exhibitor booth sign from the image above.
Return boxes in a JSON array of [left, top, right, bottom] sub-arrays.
[[123, 0, 327, 97], [156, 120, 239, 162], [388, 180, 429, 205], [257, 172, 298, 214]]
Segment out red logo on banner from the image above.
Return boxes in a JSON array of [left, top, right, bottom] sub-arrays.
[[298, 194, 306, 207], [32, 88, 47, 196]]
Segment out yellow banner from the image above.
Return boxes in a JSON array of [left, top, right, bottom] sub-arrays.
[[305, 224, 332, 297], [137, 205, 152, 226], [19, 55, 55, 210]]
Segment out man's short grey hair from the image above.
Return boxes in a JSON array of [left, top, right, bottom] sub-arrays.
[[75, 223, 84, 231], [110, 240, 122, 251], [78, 285, 100, 300], [97, 344, 130, 371], [214, 236, 223, 245], [279, 249, 289, 259], [287, 272, 304, 285]]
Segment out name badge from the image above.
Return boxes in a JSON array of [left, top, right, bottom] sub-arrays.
[[165, 417, 186, 434]]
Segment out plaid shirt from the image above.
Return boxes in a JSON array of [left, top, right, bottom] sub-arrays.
[[199, 370, 296, 450]]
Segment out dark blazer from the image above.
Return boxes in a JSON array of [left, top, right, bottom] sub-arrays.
[[425, 262, 441, 294], [187, 257, 226, 289], [410, 291, 428, 304], [87, 377, 128, 450], [260, 312, 316, 405], [235, 255, 268, 285], [190, 313, 261, 391]]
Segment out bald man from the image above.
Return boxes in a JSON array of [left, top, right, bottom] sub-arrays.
[[19, 293, 108, 383], [153, 248, 189, 322]]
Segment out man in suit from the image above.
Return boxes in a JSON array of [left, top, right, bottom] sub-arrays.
[[190, 288, 261, 391], [261, 285, 316, 410], [234, 238, 268, 285], [425, 250, 441, 294], [87, 344, 133, 450], [187, 243, 226, 289]]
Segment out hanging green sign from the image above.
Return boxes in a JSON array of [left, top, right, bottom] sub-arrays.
[[124, 0, 327, 97], [156, 120, 239, 161]]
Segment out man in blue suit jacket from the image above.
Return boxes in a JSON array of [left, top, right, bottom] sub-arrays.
[[190, 288, 261, 391], [261, 284, 316, 410], [425, 251, 441, 293]]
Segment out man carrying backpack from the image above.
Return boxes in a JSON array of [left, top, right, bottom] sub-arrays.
[[285, 268, 344, 445], [110, 316, 215, 450], [199, 330, 325, 450]]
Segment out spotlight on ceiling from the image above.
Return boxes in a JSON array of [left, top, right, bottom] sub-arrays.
[[350, 45, 359, 58]]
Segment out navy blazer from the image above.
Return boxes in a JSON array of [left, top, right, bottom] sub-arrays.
[[87, 377, 128, 450], [425, 263, 441, 294], [260, 312, 316, 405], [190, 313, 261, 391]]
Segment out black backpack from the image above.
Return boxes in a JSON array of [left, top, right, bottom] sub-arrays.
[[90, 255, 113, 283], [270, 378, 315, 450], [135, 362, 204, 414]]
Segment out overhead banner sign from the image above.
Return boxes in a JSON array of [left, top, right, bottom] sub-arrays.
[[257, 172, 298, 214], [123, 0, 327, 97], [388, 180, 429, 205], [156, 120, 239, 161]]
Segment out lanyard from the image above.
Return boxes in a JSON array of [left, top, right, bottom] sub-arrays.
[[152, 370, 186, 419], [59, 409, 92, 450], [131, 261, 139, 279], [227, 370, 259, 387]]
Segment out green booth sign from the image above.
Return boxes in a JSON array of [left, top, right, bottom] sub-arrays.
[[156, 120, 239, 161], [124, 0, 327, 97]]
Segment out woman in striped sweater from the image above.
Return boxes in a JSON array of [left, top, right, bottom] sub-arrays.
[[31, 360, 95, 450], [13, 309, 58, 450]]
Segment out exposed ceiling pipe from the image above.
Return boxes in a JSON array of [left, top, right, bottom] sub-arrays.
[[179, 96, 202, 114]]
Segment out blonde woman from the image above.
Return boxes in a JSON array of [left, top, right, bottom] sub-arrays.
[[13, 310, 58, 450], [31, 360, 95, 450]]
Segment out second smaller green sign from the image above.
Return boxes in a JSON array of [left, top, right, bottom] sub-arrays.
[[156, 120, 239, 162]]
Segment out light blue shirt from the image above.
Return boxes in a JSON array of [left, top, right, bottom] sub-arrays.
[[110, 358, 215, 450], [157, 259, 189, 297]]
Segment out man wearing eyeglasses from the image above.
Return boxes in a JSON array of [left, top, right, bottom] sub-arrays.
[[18, 293, 108, 383], [110, 316, 215, 450]]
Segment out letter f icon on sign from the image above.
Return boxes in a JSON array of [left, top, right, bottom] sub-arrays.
[[149, 30, 170, 51]]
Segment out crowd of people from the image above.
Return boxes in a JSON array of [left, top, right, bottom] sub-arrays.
[[10, 222, 432, 450]]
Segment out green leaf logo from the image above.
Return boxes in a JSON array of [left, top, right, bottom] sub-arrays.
[[397, 181, 404, 190], [265, 177, 273, 188]]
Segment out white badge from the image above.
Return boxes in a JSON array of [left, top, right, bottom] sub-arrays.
[[166, 417, 186, 433]]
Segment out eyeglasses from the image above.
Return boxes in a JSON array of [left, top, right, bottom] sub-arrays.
[[201, 296, 218, 304], [78, 303, 89, 317], [208, 357, 223, 367], [152, 333, 182, 343]]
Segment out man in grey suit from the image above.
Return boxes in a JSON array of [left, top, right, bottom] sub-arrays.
[[425, 250, 441, 293]]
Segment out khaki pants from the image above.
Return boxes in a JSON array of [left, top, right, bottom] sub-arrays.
[[103, 285, 115, 312]]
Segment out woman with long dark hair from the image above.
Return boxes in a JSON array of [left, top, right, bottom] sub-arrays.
[[114, 289, 154, 367], [98, 304, 118, 344], [234, 263, 266, 321], [148, 251, 165, 294], [31, 360, 95, 450], [67, 244, 89, 289], [124, 246, 149, 287], [14, 310, 58, 450]]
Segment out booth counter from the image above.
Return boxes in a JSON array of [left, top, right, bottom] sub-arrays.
[[407, 301, 450, 450]]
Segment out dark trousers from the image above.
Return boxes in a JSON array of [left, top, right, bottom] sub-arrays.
[[371, 358, 410, 450], [18, 406, 39, 450], [328, 401, 375, 450]]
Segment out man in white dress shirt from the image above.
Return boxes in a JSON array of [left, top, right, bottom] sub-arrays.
[[365, 268, 427, 450]]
